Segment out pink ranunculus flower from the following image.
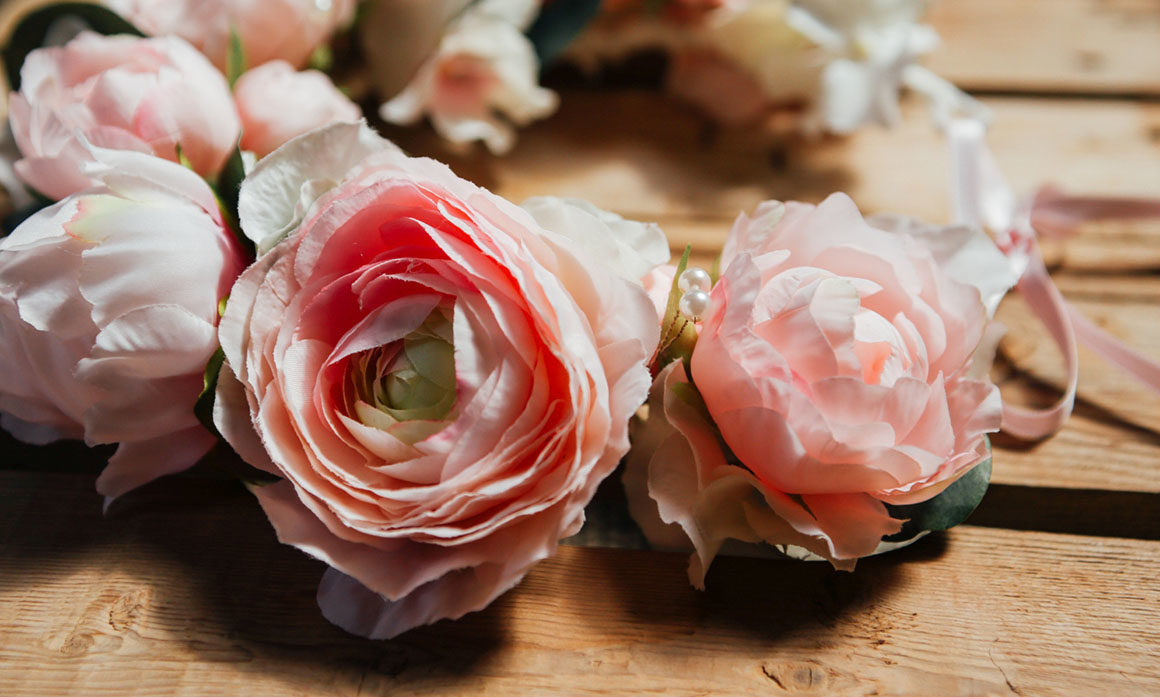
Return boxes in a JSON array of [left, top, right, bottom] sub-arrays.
[[0, 146, 247, 499], [103, 0, 357, 70], [7, 31, 240, 201], [626, 193, 1017, 585], [213, 122, 664, 638], [234, 60, 361, 157]]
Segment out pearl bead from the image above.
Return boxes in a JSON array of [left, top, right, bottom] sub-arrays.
[[678, 266, 712, 293], [679, 289, 711, 320]]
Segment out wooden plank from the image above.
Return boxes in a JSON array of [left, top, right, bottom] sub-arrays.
[[926, 0, 1160, 95], [0, 471, 1157, 697], [992, 411, 1160, 493], [387, 92, 1160, 272]]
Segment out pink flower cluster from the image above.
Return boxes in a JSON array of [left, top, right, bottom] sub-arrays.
[[0, 2, 1015, 641], [0, 27, 667, 638]]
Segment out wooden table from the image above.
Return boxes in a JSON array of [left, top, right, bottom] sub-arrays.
[[2, 2, 1159, 695]]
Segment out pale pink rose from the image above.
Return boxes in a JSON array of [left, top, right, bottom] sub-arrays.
[[0, 146, 247, 499], [7, 32, 240, 201], [628, 194, 1013, 584], [104, 0, 357, 70], [214, 123, 662, 638], [234, 60, 361, 157]]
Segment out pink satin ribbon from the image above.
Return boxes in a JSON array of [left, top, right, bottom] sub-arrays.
[[948, 119, 1160, 439]]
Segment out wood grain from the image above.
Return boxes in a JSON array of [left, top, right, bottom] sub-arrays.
[[393, 92, 1160, 219], [382, 92, 1160, 272], [926, 0, 1160, 95], [1, 471, 1158, 697]]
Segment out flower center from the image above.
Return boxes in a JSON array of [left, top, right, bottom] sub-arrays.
[[344, 306, 457, 444]]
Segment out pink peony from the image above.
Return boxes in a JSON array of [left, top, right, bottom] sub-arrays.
[[234, 60, 361, 157], [627, 193, 1015, 584], [104, 0, 357, 70], [7, 31, 240, 201], [0, 147, 247, 499], [213, 122, 663, 638]]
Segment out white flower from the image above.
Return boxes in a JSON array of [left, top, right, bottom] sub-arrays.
[[379, 1, 557, 154], [785, 0, 986, 130], [604, 0, 985, 132]]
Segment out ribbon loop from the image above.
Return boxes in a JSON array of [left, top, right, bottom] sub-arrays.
[[948, 118, 1160, 440]]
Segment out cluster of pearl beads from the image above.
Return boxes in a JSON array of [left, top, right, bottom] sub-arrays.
[[677, 266, 712, 321]]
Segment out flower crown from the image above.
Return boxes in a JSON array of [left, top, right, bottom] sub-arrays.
[[1, 0, 1157, 641]]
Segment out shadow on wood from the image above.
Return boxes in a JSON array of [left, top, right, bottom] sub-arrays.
[[969, 484, 1160, 540], [372, 89, 856, 221], [0, 468, 923, 691], [0, 472, 509, 693]]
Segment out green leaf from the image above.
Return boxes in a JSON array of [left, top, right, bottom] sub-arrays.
[[883, 439, 993, 541], [649, 245, 699, 376], [526, 0, 602, 65], [215, 145, 245, 219], [2, 3, 144, 91], [193, 347, 225, 439], [212, 145, 255, 259], [226, 26, 245, 88], [664, 246, 691, 330], [307, 43, 333, 73], [174, 143, 195, 171]]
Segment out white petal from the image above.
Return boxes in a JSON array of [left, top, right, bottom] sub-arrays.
[[868, 213, 1019, 317], [81, 142, 221, 218], [76, 304, 217, 382], [237, 121, 397, 253], [521, 197, 670, 283]]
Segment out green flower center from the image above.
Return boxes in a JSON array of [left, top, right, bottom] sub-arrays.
[[344, 306, 457, 445]]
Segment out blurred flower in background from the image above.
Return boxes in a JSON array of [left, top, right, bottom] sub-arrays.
[[370, 0, 558, 154], [103, 0, 357, 70], [570, 0, 984, 132]]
